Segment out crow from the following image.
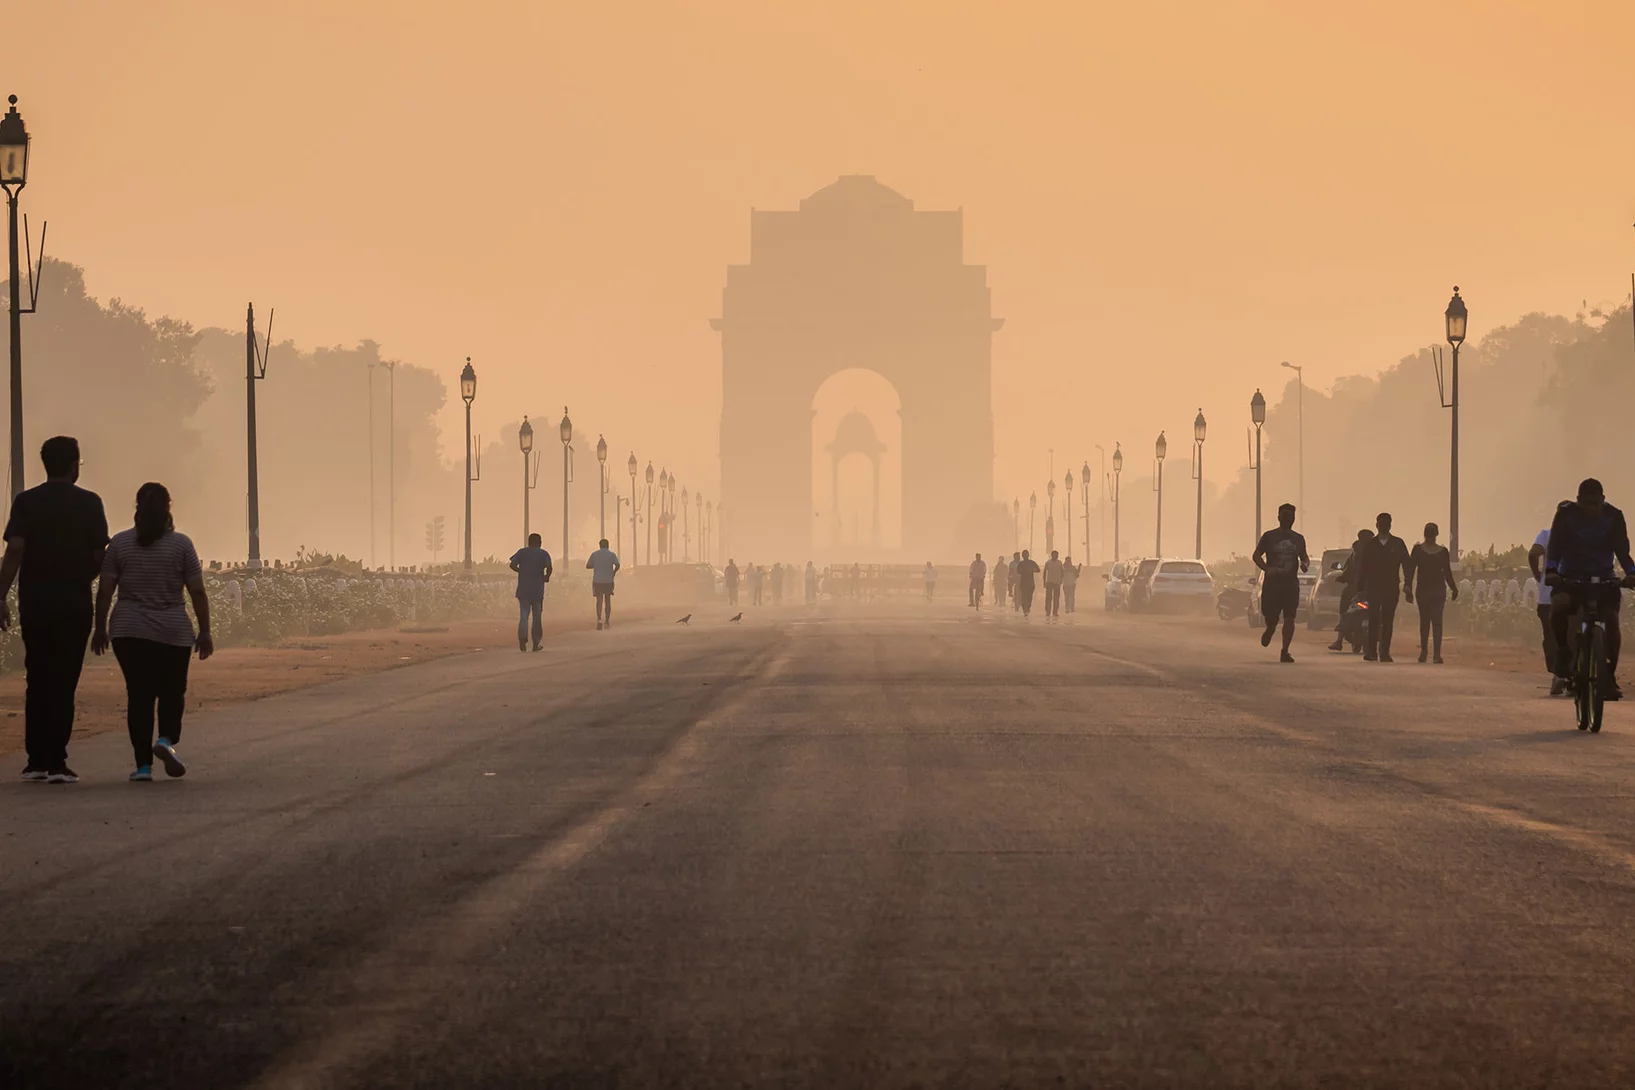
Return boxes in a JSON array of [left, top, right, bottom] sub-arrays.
[[729, 612, 743, 623], [676, 614, 691, 625]]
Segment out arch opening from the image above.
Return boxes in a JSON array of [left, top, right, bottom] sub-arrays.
[[811, 368, 902, 556]]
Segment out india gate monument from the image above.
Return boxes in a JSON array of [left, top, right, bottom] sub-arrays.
[[712, 175, 1003, 560]]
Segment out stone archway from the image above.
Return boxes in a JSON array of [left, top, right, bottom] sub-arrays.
[[712, 175, 1003, 559], [826, 410, 887, 548]]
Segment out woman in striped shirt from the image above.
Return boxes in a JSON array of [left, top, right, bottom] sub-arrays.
[[92, 483, 213, 781]]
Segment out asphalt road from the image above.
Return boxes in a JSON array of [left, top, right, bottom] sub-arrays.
[[5, 598, 1635, 1088]]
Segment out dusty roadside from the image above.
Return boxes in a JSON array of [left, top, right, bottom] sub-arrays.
[[0, 608, 665, 757]]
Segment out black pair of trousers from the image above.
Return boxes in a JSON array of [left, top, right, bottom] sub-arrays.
[[20, 589, 93, 768], [1365, 587, 1400, 657], [112, 637, 192, 768], [1417, 593, 1446, 657], [1537, 604, 1558, 675]]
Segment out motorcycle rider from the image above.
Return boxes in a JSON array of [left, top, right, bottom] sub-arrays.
[[1546, 478, 1635, 699]]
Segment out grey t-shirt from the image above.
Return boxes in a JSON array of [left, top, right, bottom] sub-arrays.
[[103, 529, 202, 647], [510, 546, 553, 600]]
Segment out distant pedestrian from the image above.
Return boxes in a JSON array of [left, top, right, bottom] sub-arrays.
[[969, 553, 987, 608], [1405, 521, 1457, 664], [1043, 550, 1064, 618], [849, 562, 861, 599], [772, 562, 785, 605], [992, 550, 1007, 607], [1528, 526, 1562, 694], [91, 482, 213, 781], [1062, 556, 1080, 613], [750, 564, 764, 606], [0, 436, 109, 784], [1359, 512, 1411, 662], [509, 533, 553, 652], [1253, 502, 1310, 663], [923, 561, 937, 601], [1014, 550, 1041, 617], [1009, 552, 1021, 611], [805, 561, 819, 603], [1328, 528, 1373, 652], [724, 558, 740, 606], [585, 538, 620, 630]]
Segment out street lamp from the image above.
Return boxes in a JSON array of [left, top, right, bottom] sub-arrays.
[[559, 407, 573, 567], [1281, 361, 1303, 528], [627, 452, 638, 565], [1249, 389, 1266, 541], [1064, 469, 1074, 562], [645, 461, 655, 566], [1444, 286, 1468, 561], [695, 490, 703, 563], [668, 474, 677, 562], [1191, 409, 1207, 560], [705, 499, 714, 565], [596, 434, 608, 541], [659, 468, 669, 563], [1, 95, 34, 499], [460, 359, 478, 572], [518, 415, 540, 545], [1154, 431, 1167, 556], [1111, 443, 1123, 561], [681, 486, 691, 561], [1029, 490, 1037, 553], [1046, 478, 1056, 555], [1013, 496, 1020, 552], [1083, 458, 1095, 563]]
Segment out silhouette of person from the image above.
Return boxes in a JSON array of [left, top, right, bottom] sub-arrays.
[[850, 562, 861, 599], [1062, 555, 1080, 613], [923, 561, 937, 601], [1009, 552, 1022, 611], [1359, 512, 1411, 662], [969, 553, 987, 608], [509, 532, 553, 651], [992, 549, 1007, 607], [1252, 502, 1309, 663], [1015, 550, 1041, 617], [585, 537, 620, 630], [771, 562, 784, 605], [1043, 550, 1065, 619], [1329, 529, 1373, 652], [805, 560, 818, 603], [1405, 521, 1457, 663], [724, 558, 740, 607]]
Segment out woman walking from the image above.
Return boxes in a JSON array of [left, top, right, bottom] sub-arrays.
[[1405, 521, 1458, 664], [92, 483, 213, 781]]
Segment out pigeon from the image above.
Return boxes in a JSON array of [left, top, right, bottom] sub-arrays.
[[676, 614, 691, 625], [729, 612, 743, 623]]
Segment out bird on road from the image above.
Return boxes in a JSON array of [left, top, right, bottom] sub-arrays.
[[729, 613, 743, 623], [676, 614, 691, 625]]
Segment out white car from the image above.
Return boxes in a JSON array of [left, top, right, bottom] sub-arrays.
[[1133, 557, 1215, 614], [1103, 559, 1140, 611]]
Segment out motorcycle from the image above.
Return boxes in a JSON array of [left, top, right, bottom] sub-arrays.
[[1216, 584, 1251, 622], [1336, 598, 1368, 652]]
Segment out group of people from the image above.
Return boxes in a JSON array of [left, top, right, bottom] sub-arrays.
[[5, 437, 212, 784], [966, 550, 1082, 619], [507, 534, 623, 645], [721, 560, 822, 607]]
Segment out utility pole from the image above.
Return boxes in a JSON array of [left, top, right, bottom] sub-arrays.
[[246, 304, 272, 568]]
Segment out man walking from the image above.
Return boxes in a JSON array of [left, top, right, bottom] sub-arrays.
[[1528, 524, 1563, 695], [509, 533, 553, 651], [805, 561, 819, 603], [1252, 502, 1310, 663], [1014, 549, 1041, 617], [1359, 512, 1411, 662], [1009, 552, 1022, 611], [0, 437, 110, 783], [1043, 550, 1065, 619], [923, 561, 937, 601], [992, 549, 1007, 608], [1062, 555, 1080, 613], [969, 553, 987, 608], [724, 558, 740, 607], [585, 537, 620, 630]]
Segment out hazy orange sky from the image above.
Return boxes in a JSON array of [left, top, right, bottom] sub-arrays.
[[14, 0, 1635, 512]]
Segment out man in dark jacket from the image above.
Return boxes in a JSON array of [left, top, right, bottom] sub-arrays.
[[1359, 512, 1411, 662], [1546, 478, 1635, 696], [1328, 528, 1374, 652]]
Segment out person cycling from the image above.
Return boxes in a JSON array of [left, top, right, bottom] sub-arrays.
[[1546, 478, 1635, 699]]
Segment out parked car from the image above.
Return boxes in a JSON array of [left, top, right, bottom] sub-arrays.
[[1103, 558, 1140, 611], [1130, 557, 1215, 614], [1125, 557, 1161, 611], [1308, 547, 1354, 630], [1247, 569, 1318, 626]]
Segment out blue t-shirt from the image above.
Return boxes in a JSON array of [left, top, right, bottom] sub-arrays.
[[511, 546, 553, 600]]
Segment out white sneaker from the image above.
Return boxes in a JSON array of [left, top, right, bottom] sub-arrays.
[[152, 739, 187, 778]]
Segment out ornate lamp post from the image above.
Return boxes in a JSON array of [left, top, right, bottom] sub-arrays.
[[1444, 286, 1468, 561], [1249, 389, 1266, 540], [460, 359, 478, 572], [695, 490, 703, 563], [1083, 458, 1094, 563], [681, 486, 691, 561], [1153, 432, 1167, 556], [1191, 410, 1207, 560], [1046, 478, 1056, 554], [559, 407, 573, 567], [518, 416, 540, 544], [1111, 443, 1123, 561], [659, 468, 670, 563], [1013, 497, 1020, 552], [668, 474, 677, 562], [627, 452, 639, 565], [596, 434, 608, 541], [1, 96, 33, 499], [1064, 470, 1074, 560], [645, 461, 655, 565], [1028, 490, 1037, 553]]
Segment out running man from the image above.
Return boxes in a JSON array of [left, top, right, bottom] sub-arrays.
[[969, 553, 987, 608], [1252, 502, 1309, 663], [509, 534, 553, 651], [586, 538, 620, 630]]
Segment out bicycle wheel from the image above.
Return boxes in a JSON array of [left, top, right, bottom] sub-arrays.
[[1590, 625, 1606, 733], [1575, 633, 1594, 731]]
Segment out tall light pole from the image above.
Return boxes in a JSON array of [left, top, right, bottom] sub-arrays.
[[245, 304, 272, 568], [659, 468, 669, 563], [461, 359, 477, 573], [559, 407, 573, 568], [628, 453, 639, 566], [1249, 389, 1266, 541], [1064, 470, 1074, 560], [681, 486, 691, 561], [596, 434, 608, 541], [1281, 361, 1303, 528], [645, 461, 655, 566], [518, 416, 539, 544], [1154, 432, 1167, 556], [367, 362, 376, 567], [668, 474, 677, 562], [0, 96, 34, 500], [1029, 491, 1037, 553], [1013, 497, 1020, 552], [615, 494, 625, 556], [1444, 287, 1467, 561], [695, 490, 703, 564], [1111, 443, 1123, 561], [1191, 410, 1207, 560], [1046, 478, 1056, 554]]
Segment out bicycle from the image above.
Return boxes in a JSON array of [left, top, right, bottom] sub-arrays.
[[1550, 573, 1633, 733]]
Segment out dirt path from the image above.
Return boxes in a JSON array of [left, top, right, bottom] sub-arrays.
[[0, 609, 665, 758]]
